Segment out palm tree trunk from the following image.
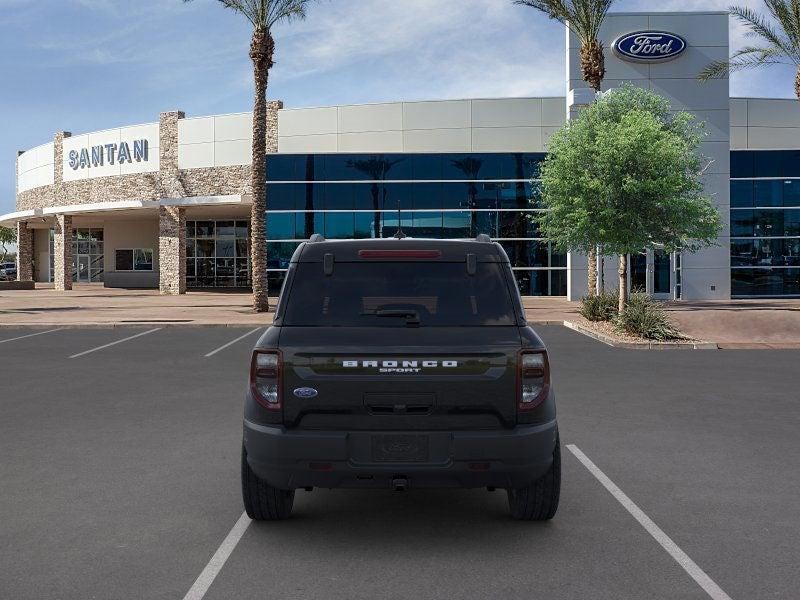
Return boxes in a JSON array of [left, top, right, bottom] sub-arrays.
[[796, 67, 800, 102], [618, 254, 628, 314], [250, 29, 274, 313], [581, 40, 604, 296]]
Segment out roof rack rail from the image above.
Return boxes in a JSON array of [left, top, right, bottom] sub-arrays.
[[475, 234, 492, 243], [309, 233, 326, 243]]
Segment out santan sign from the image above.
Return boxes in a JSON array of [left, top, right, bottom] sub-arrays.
[[68, 139, 149, 170], [613, 31, 687, 62]]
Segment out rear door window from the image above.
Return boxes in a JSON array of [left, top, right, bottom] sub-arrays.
[[283, 262, 517, 327]]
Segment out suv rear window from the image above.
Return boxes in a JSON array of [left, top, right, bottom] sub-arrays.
[[282, 262, 518, 327]]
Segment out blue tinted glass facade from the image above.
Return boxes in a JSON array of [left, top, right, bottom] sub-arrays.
[[731, 151, 800, 297], [265, 153, 565, 295]]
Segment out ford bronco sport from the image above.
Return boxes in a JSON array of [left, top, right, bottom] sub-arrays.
[[242, 236, 560, 521]]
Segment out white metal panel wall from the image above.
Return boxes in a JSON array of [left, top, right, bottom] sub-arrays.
[[730, 98, 800, 150], [275, 98, 561, 154], [17, 142, 55, 193], [567, 11, 731, 301], [62, 123, 160, 182], [178, 113, 252, 169]]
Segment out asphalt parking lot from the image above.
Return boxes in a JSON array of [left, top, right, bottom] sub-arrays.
[[1, 325, 799, 600]]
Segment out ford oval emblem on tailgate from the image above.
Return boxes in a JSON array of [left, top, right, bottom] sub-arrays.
[[293, 387, 318, 399]]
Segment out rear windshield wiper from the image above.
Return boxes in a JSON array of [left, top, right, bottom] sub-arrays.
[[361, 309, 421, 326]]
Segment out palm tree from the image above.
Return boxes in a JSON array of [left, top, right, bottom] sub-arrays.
[[515, 0, 616, 296], [348, 157, 405, 238], [699, 2, 800, 101], [184, 0, 313, 312]]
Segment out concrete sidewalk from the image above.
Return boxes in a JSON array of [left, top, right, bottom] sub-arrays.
[[1, 285, 799, 347]]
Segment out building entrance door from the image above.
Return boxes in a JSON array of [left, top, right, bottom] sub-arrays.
[[625, 249, 674, 299], [77, 255, 90, 282]]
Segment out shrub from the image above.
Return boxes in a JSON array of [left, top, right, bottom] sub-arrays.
[[580, 290, 619, 322], [614, 293, 684, 340]]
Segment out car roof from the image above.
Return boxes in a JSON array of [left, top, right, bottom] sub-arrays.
[[293, 237, 509, 263]]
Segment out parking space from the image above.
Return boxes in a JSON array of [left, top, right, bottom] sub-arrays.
[[1, 325, 799, 599]]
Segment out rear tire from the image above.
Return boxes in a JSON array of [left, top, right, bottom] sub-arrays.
[[507, 435, 561, 521], [241, 445, 295, 521]]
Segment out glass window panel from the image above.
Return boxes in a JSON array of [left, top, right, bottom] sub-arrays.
[[267, 271, 287, 293], [215, 257, 235, 277], [295, 212, 324, 240], [515, 153, 545, 180], [186, 222, 196, 238], [115, 249, 133, 271], [353, 183, 381, 210], [730, 151, 754, 178], [324, 183, 353, 210], [354, 213, 377, 239], [380, 211, 412, 238], [216, 239, 235, 258], [444, 154, 486, 180], [781, 150, 800, 177], [515, 270, 549, 296], [266, 213, 295, 240], [440, 182, 468, 210], [731, 210, 754, 237], [783, 180, 800, 207], [325, 155, 359, 180], [267, 242, 300, 269], [236, 257, 250, 275], [754, 180, 783, 207], [196, 239, 215, 257], [197, 257, 214, 276], [235, 221, 249, 237], [412, 182, 445, 209], [186, 258, 196, 277], [730, 181, 754, 208], [412, 154, 442, 180], [550, 245, 567, 268], [134, 249, 153, 271], [236, 239, 248, 258], [77, 241, 90, 255], [195, 221, 215, 238], [266, 155, 298, 181], [216, 221, 236, 237], [499, 211, 530, 238], [324, 213, 354, 239], [550, 269, 567, 296], [754, 151, 783, 177], [267, 183, 299, 211], [442, 211, 472, 238], [409, 212, 442, 237], [529, 241, 549, 267], [732, 268, 800, 296], [753, 210, 784, 237], [474, 211, 499, 238], [785, 210, 800, 236], [381, 183, 413, 211]]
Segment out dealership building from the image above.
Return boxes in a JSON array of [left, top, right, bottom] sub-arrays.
[[4, 11, 800, 299]]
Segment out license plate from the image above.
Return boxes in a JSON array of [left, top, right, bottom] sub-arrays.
[[371, 434, 429, 462]]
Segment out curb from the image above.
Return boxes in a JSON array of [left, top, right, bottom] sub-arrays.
[[562, 321, 718, 350], [0, 322, 272, 329]]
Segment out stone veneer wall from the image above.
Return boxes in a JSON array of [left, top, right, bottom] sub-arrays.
[[15, 222, 33, 281], [53, 214, 73, 291], [16, 102, 283, 212], [158, 206, 186, 295]]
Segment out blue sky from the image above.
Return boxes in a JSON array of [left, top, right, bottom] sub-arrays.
[[1, 0, 797, 215]]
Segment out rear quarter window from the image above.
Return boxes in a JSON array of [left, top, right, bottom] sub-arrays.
[[282, 261, 518, 327]]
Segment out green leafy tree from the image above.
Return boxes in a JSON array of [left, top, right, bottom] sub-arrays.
[[515, 0, 616, 294], [0, 226, 15, 263], [535, 85, 722, 313], [184, 0, 314, 312], [699, 2, 800, 100]]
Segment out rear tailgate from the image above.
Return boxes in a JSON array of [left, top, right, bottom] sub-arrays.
[[280, 327, 521, 430]]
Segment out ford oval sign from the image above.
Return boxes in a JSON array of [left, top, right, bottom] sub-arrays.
[[613, 31, 687, 63], [293, 387, 318, 399]]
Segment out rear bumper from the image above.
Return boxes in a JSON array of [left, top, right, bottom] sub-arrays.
[[243, 419, 558, 490]]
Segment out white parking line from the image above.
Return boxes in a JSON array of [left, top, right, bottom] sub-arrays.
[[204, 328, 262, 358], [567, 444, 733, 600], [182, 511, 251, 600], [68, 328, 162, 359], [0, 329, 63, 345]]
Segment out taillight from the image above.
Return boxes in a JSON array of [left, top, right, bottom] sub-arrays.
[[518, 350, 550, 411], [250, 349, 281, 410]]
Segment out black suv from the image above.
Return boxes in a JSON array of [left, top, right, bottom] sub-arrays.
[[242, 237, 560, 520]]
